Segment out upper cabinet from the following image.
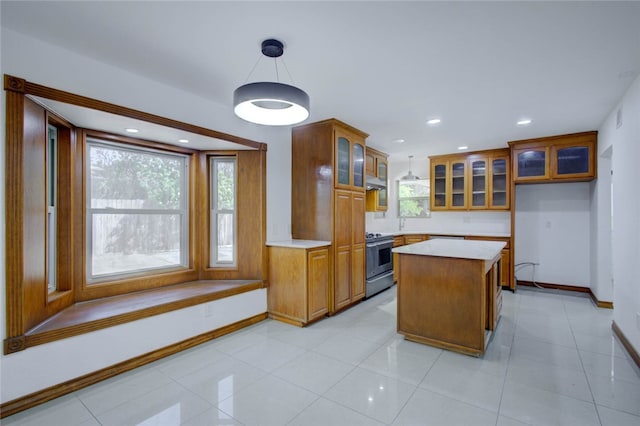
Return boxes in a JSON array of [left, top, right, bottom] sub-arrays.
[[365, 147, 389, 212], [509, 131, 597, 183], [430, 148, 510, 211], [335, 128, 366, 191]]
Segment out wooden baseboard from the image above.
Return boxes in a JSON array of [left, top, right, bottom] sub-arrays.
[[0, 312, 267, 419], [517, 280, 613, 309], [612, 321, 640, 371]]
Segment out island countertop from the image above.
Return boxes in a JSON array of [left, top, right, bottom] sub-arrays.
[[392, 238, 506, 260]]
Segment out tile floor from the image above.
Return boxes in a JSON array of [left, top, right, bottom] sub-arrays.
[[3, 286, 640, 426]]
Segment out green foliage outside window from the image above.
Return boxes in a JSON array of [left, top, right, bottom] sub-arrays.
[[398, 179, 431, 218]]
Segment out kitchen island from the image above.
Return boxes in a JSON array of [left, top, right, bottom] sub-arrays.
[[393, 239, 505, 356]]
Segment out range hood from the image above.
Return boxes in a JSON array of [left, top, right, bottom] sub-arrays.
[[366, 176, 387, 190]]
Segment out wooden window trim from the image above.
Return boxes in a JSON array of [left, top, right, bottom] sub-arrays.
[[4, 75, 268, 354]]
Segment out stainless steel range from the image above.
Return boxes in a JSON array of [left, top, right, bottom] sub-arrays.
[[365, 233, 394, 298]]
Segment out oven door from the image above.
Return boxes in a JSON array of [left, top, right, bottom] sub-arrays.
[[366, 239, 393, 279]]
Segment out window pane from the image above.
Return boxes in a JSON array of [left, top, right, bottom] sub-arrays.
[[398, 179, 430, 218], [399, 199, 430, 217], [216, 161, 235, 210], [216, 213, 234, 263], [89, 143, 183, 209], [210, 157, 237, 267], [91, 213, 182, 276]]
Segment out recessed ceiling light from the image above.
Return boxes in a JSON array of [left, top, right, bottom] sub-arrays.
[[516, 119, 532, 126], [427, 118, 441, 125], [392, 138, 405, 144], [458, 146, 468, 150], [125, 128, 139, 133], [178, 139, 189, 143]]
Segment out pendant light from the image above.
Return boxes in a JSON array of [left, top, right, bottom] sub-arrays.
[[401, 155, 420, 180], [233, 39, 310, 126]]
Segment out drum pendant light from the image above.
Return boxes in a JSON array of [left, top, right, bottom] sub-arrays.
[[233, 39, 310, 126]]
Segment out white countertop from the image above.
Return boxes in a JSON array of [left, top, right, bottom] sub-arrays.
[[392, 231, 510, 238], [392, 239, 506, 260], [266, 240, 331, 249]]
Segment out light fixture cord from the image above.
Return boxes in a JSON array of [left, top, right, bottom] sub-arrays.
[[281, 58, 297, 85], [242, 54, 264, 84]]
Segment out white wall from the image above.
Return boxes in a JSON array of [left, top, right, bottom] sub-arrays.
[[0, 28, 288, 404], [590, 147, 613, 303], [514, 183, 591, 287], [599, 74, 640, 354], [366, 157, 511, 235]]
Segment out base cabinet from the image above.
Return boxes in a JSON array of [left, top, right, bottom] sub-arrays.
[[268, 245, 330, 326]]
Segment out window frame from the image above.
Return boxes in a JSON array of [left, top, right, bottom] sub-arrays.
[[397, 178, 432, 218], [3, 75, 268, 354], [85, 138, 191, 283], [209, 156, 238, 268]]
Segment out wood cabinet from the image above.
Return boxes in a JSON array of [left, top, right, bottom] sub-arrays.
[[392, 236, 404, 283], [396, 239, 504, 356], [365, 147, 389, 212], [509, 131, 597, 183], [292, 119, 368, 314], [431, 157, 467, 210], [335, 128, 366, 191], [268, 244, 330, 326], [430, 148, 510, 211], [403, 234, 428, 244], [465, 236, 512, 290]]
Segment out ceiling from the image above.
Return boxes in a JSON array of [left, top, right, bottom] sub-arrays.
[[2, 1, 640, 160]]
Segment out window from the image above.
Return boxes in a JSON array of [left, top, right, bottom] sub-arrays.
[[46, 124, 58, 293], [86, 139, 189, 281], [398, 179, 431, 218], [210, 157, 237, 267]]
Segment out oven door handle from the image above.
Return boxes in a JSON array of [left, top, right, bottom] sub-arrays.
[[366, 240, 393, 248]]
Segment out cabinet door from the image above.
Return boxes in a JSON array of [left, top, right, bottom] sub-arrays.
[[334, 190, 352, 311], [489, 156, 509, 209], [308, 248, 329, 321], [352, 244, 366, 301], [470, 158, 488, 209], [336, 136, 351, 188], [450, 160, 467, 209], [500, 248, 510, 288], [552, 144, 594, 179], [377, 159, 388, 181], [431, 161, 448, 210], [513, 147, 549, 181], [351, 193, 365, 301], [365, 151, 375, 177], [353, 142, 365, 189]]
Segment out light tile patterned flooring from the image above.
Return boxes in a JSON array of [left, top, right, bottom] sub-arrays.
[[4, 286, 640, 425]]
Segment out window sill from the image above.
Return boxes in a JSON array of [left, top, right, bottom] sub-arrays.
[[5, 279, 265, 354]]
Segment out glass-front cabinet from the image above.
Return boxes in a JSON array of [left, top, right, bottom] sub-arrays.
[[430, 148, 510, 211], [470, 157, 488, 209], [335, 132, 366, 191], [490, 156, 509, 209], [510, 131, 596, 183], [450, 160, 467, 209], [513, 147, 550, 181], [365, 147, 389, 212], [552, 144, 593, 179], [431, 161, 448, 210]]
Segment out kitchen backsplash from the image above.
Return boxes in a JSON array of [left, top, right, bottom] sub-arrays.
[[366, 210, 511, 235]]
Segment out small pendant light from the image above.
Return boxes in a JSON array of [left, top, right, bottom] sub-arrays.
[[401, 155, 420, 180]]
